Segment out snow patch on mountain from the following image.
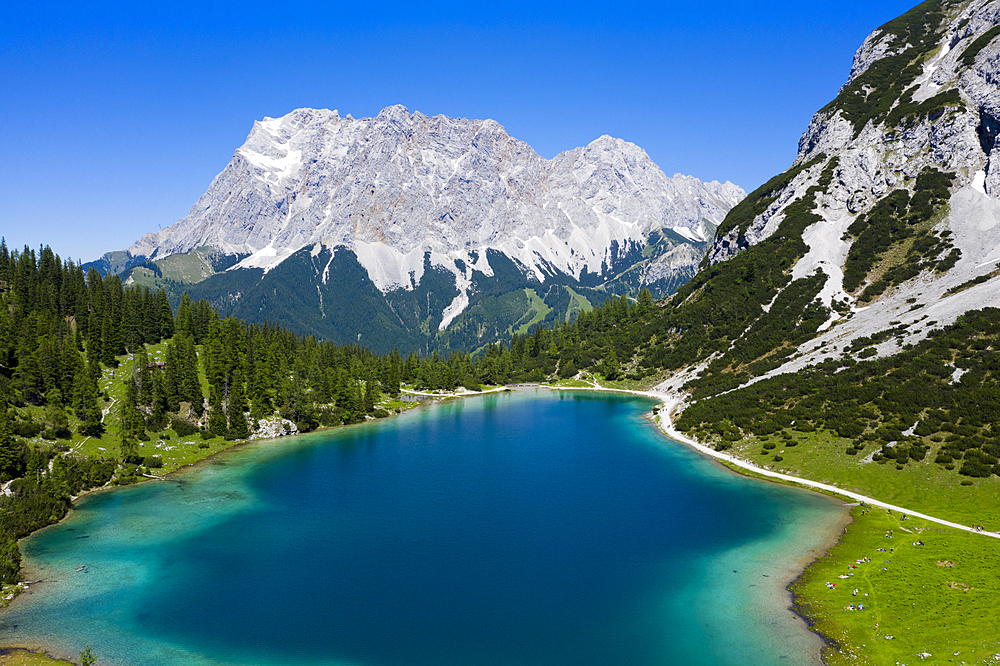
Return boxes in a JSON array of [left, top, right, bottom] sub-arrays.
[[671, 226, 706, 242], [239, 147, 302, 182], [910, 38, 952, 103], [238, 242, 297, 273], [440, 267, 473, 331]]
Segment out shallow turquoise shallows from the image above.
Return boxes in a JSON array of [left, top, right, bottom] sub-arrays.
[[1, 390, 844, 666]]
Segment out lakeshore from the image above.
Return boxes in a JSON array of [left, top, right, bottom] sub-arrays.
[[1, 388, 845, 666], [3, 384, 999, 665], [562, 383, 1000, 663]]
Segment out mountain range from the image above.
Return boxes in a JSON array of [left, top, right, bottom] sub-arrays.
[[89, 107, 742, 353]]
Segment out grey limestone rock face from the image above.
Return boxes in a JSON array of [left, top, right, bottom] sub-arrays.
[[640, 243, 705, 284], [708, 0, 1000, 267], [690, 0, 1000, 390], [128, 106, 744, 305]]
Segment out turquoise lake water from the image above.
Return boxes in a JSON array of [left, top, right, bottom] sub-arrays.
[[1, 389, 845, 665]]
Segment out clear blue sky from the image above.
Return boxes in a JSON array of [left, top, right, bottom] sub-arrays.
[[0, 0, 920, 263]]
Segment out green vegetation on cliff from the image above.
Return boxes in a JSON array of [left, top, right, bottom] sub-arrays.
[[678, 308, 1000, 490], [821, 0, 957, 137]]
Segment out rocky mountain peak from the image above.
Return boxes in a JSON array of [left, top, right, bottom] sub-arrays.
[[107, 105, 744, 348], [127, 104, 742, 297]]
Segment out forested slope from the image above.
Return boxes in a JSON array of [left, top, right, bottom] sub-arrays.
[[0, 240, 658, 590]]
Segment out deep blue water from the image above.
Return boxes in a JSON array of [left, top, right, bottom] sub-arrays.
[[1, 390, 844, 665]]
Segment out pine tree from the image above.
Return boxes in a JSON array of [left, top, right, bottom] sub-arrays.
[[0, 403, 21, 479], [100, 315, 117, 367], [364, 374, 377, 413], [79, 646, 96, 666], [120, 381, 146, 449], [227, 374, 250, 438], [208, 387, 227, 435], [602, 349, 620, 381]]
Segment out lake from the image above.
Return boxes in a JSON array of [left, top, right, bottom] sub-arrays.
[[1, 389, 845, 665]]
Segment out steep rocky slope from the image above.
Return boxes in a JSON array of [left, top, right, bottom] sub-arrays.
[[655, 0, 1000, 398]]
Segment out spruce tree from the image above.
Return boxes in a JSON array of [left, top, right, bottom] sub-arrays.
[[602, 349, 620, 381], [349, 381, 364, 421], [76, 368, 104, 437], [0, 537, 22, 585], [636, 288, 655, 315], [364, 374, 377, 413], [385, 358, 400, 397], [119, 432, 138, 464], [208, 387, 227, 435], [12, 350, 42, 405], [227, 374, 250, 438], [0, 404, 21, 479], [176, 293, 193, 338], [178, 336, 203, 414], [120, 381, 147, 447], [133, 346, 152, 405], [85, 311, 102, 368], [163, 342, 181, 412], [100, 315, 116, 367], [155, 290, 175, 340]]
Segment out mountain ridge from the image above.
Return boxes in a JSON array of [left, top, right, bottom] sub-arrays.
[[687, 0, 1000, 392], [126, 106, 741, 287], [93, 105, 743, 352]]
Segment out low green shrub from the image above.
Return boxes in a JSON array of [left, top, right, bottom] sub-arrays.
[[171, 418, 199, 437]]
